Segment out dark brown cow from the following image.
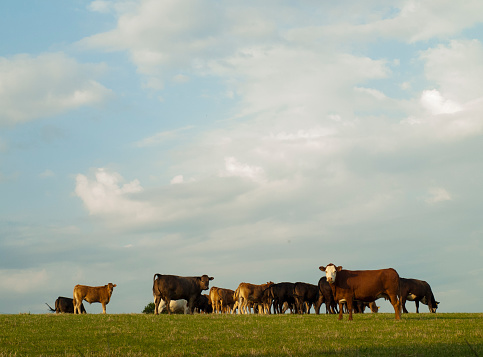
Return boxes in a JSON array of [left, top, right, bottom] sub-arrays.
[[152, 274, 214, 315], [318, 276, 338, 314], [267, 282, 296, 314], [46, 296, 86, 314], [400, 278, 439, 313], [73, 283, 116, 314], [319, 264, 401, 321], [293, 282, 320, 314]]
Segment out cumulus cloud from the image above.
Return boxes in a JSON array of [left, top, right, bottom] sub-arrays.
[[0, 53, 112, 125], [75, 168, 154, 225], [421, 90, 462, 115], [425, 187, 452, 204]]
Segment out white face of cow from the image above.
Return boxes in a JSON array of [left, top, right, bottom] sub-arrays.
[[325, 265, 338, 284]]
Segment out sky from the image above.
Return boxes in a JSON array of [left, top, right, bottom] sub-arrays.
[[1, 0, 482, 314]]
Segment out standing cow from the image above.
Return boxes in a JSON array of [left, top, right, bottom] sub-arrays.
[[400, 278, 439, 313], [319, 264, 401, 321], [73, 283, 116, 314], [152, 274, 214, 315]]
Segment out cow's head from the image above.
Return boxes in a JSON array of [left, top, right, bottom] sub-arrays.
[[107, 283, 117, 295], [199, 275, 214, 290], [431, 301, 440, 313], [319, 264, 342, 284]]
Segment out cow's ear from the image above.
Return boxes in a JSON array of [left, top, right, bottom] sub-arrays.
[[319, 266, 326, 271], [113, 284, 117, 287], [209, 277, 214, 280], [336, 266, 343, 271]]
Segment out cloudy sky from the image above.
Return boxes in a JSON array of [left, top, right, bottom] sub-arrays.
[[1, 0, 482, 314]]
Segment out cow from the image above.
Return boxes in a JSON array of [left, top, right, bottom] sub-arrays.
[[217, 288, 236, 313], [156, 299, 189, 314], [319, 264, 401, 321], [73, 283, 116, 314], [194, 294, 213, 313], [235, 281, 274, 314], [400, 278, 439, 313], [318, 276, 338, 314], [46, 296, 87, 314], [293, 282, 320, 314], [266, 282, 296, 314], [152, 274, 214, 315], [209, 287, 222, 313]]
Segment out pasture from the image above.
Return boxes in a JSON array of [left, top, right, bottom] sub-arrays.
[[0, 313, 481, 356]]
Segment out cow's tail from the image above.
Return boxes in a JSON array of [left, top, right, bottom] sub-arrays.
[[45, 303, 55, 312], [153, 273, 162, 296]]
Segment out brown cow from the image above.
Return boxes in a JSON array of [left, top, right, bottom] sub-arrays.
[[235, 281, 274, 314], [152, 274, 214, 315], [209, 287, 222, 313], [217, 288, 236, 313], [267, 282, 296, 314], [319, 264, 401, 321], [400, 278, 439, 313], [73, 283, 116, 314]]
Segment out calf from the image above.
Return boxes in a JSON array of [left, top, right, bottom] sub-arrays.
[[156, 299, 189, 314], [73, 283, 116, 314], [400, 278, 439, 313], [293, 282, 320, 314], [46, 296, 86, 314], [153, 274, 213, 315], [235, 281, 274, 314], [319, 264, 401, 321], [267, 282, 296, 314]]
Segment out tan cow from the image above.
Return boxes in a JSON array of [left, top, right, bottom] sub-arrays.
[[73, 283, 116, 314], [209, 287, 222, 313], [235, 281, 274, 314]]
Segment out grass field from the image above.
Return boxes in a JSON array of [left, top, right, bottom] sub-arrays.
[[0, 313, 481, 356]]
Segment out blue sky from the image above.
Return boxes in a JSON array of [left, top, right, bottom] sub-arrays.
[[1, 0, 483, 314]]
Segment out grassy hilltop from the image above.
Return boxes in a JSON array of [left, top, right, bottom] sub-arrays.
[[0, 313, 481, 356]]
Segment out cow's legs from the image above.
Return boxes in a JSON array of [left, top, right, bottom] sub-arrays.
[[154, 295, 161, 315], [102, 302, 107, 314], [415, 300, 420, 313], [389, 294, 401, 320], [165, 298, 172, 315], [401, 295, 409, 313], [188, 296, 196, 314], [346, 300, 354, 321], [338, 301, 344, 320]]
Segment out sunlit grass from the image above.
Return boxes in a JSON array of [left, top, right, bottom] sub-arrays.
[[0, 313, 481, 356]]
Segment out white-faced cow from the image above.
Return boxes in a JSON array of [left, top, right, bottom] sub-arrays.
[[46, 296, 86, 314], [73, 283, 116, 314], [400, 278, 439, 313], [319, 264, 401, 321], [152, 274, 214, 315]]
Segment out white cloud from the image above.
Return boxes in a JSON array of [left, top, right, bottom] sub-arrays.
[[39, 169, 55, 178], [220, 157, 266, 183], [170, 175, 184, 184], [0, 268, 47, 294], [0, 53, 112, 125], [75, 168, 154, 225], [425, 187, 452, 204], [420, 89, 462, 115]]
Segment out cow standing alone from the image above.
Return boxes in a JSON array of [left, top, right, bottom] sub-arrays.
[[73, 283, 116, 314], [319, 264, 401, 321], [152, 274, 214, 315], [400, 278, 439, 313]]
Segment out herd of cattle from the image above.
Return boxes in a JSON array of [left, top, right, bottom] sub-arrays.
[[47, 263, 439, 320]]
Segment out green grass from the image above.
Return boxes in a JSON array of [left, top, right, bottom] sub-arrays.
[[0, 313, 481, 356]]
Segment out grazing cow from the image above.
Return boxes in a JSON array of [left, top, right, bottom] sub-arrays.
[[400, 278, 439, 313], [318, 277, 338, 314], [194, 294, 213, 313], [217, 288, 236, 313], [235, 281, 274, 314], [156, 299, 189, 314], [267, 282, 296, 314], [46, 296, 86, 314], [293, 282, 320, 314], [319, 264, 401, 321], [152, 274, 214, 315], [73, 283, 116, 314]]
